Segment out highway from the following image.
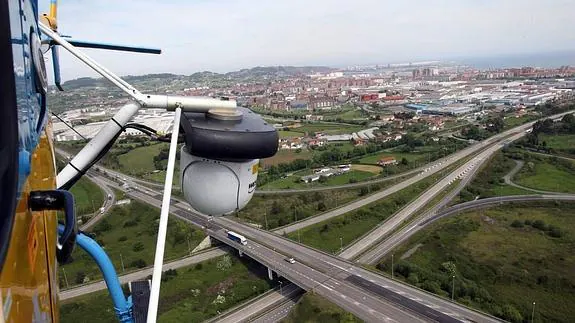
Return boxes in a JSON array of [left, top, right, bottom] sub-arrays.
[[83, 171, 501, 322], [211, 284, 302, 323], [59, 247, 228, 300], [79, 174, 116, 230], [343, 137, 498, 261], [357, 194, 575, 264], [214, 216, 500, 323]]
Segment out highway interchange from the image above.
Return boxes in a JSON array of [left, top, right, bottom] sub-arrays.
[[58, 110, 573, 322]]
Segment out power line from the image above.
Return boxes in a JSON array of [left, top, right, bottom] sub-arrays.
[[51, 112, 88, 141]]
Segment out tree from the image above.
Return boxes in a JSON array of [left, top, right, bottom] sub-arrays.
[[317, 202, 326, 211], [217, 255, 232, 271], [510, 220, 524, 228], [270, 200, 283, 215], [130, 259, 146, 268], [75, 271, 87, 284], [532, 219, 547, 231], [132, 242, 144, 252], [501, 304, 523, 322], [401, 157, 409, 166], [359, 187, 369, 196], [93, 219, 112, 234], [486, 117, 504, 133], [562, 113, 574, 124]]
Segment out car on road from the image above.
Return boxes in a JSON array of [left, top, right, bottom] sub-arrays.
[[285, 257, 296, 264]]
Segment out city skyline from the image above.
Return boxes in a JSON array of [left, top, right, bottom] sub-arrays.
[[40, 0, 575, 81]]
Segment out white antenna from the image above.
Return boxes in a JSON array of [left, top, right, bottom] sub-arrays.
[[146, 107, 182, 322]]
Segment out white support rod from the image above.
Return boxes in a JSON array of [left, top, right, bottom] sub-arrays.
[[56, 102, 141, 188], [142, 94, 237, 112], [39, 22, 141, 100], [146, 107, 182, 323]]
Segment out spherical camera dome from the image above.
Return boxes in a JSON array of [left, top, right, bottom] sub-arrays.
[[182, 162, 240, 215], [180, 147, 259, 216]]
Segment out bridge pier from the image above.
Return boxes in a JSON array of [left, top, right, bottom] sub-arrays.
[[267, 267, 274, 280], [238, 250, 243, 257]]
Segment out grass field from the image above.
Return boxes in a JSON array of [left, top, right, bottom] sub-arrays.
[[260, 170, 375, 190], [278, 130, 304, 138], [288, 171, 448, 253], [455, 151, 536, 204], [359, 147, 439, 165], [70, 176, 104, 215], [380, 202, 575, 323], [351, 164, 382, 174], [515, 156, 575, 193], [141, 166, 182, 187], [283, 293, 362, 323], [60, 255, 274, 322], [330, 109, 367, 121], [237, 179, 402, 229], [488, 184, 534, 197], [503, 115, 538, 129], [539, 134, 575, 158], [60, 201, 204, 288], [292, 123, 363, 135], [117, 143, 167, 174], [261, 149, 313, 167]]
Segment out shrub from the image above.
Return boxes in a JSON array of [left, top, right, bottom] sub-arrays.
[[130, 259, 146, 268], [123, 220, 138, 228], [117, 236, 128, 242], [75, 271, 86, 284], [532, 219, 547, 231], [132, 242, 144, 252], [510, 220, 524, 228]]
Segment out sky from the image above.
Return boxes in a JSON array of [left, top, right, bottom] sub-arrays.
[[39, 0, 575, 81]]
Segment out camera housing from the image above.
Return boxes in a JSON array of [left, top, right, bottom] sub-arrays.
[[179, 107, 278, 215]]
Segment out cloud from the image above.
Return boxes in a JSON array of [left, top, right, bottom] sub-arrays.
[[39, 0, 575, 80]]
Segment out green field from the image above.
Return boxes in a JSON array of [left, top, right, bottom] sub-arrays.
[[293, 123, 363, 135], [60, 255, 274, 322], [288, 171, 448, 253], [539, 134, 575, 158], [359, 145, 445, 166], [278, 130, 304, 138], [379, 202, 575, 323], [503, 115, 538, 129], [456, 152, 536, 204], [283, 293, 362, 323], [117, 143, 167, 174], [330, 109, 367, 121], [515, 156, 575, 193], [70, 177, 105, 215], [237, 180, 400, 229], [260, 170, 375, 190], [261, 149, 313, 167], [60, 201, 204, 288]]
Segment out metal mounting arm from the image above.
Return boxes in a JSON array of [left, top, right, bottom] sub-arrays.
[[40, 22, 237, 188]]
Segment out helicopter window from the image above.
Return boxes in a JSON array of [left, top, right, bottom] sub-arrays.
[[0, 0, 20, 270]]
